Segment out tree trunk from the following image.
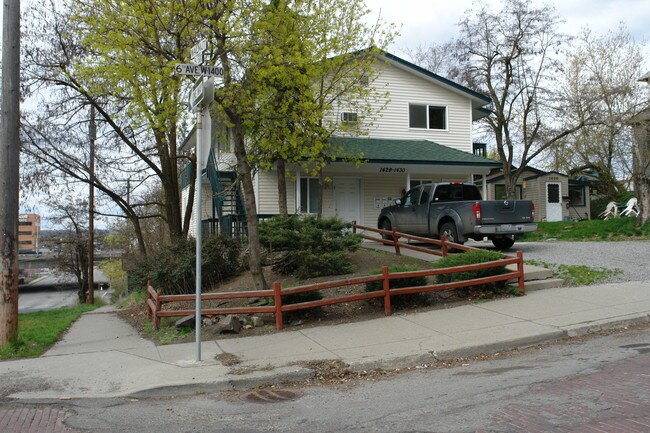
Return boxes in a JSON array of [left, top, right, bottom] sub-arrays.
[[276, 157, 288, 216], [232, 123, 268, 291]]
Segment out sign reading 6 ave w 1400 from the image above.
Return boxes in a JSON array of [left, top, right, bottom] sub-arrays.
[[174, 63, 224, 78]]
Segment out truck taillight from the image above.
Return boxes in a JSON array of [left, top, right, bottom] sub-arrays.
[[473, 202, 481, 221], [531, 202, 535, 220]]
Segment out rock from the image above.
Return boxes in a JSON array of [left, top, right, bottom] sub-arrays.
[[250, 316, 265, 327], [202, 317, 214, 326], [175, 315, 196, 330], [248, 297, 260, 304], [213, 314, 242, 334]]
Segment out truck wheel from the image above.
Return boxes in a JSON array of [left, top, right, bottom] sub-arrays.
[[440, 222, 463, 246], [492, 237, 515, 250], [380, 219, 392, 240]]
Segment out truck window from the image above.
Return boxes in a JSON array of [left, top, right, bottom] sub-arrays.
[[433, 184, 451, 201], [419, 185, 432, 204], [403, 187, 421, 206], [463, 185, 482, 200]]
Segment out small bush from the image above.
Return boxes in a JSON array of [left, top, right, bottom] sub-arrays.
[[259, 215, 361, 279], [432, 250, 507, 292], [127, 235, 244, 294], [365, 265, 429, 306]]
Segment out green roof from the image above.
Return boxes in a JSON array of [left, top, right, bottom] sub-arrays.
[[330, 136, 502, 167]]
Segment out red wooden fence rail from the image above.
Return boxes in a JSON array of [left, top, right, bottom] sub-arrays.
[[145, 224, 525, 331]]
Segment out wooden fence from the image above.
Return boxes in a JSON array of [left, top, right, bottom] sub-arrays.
[[145, 225, 525, 331]]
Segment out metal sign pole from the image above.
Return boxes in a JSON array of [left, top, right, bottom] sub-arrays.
[[194, 110, 203, 363]]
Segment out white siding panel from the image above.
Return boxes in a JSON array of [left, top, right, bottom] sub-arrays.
[[369, 65, 473, 150], [257, 169, 296, 215]]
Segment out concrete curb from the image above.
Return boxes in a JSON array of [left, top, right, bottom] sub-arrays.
[[128, 366, 313, 398]]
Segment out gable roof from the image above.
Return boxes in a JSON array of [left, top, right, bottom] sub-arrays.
[[379, 51, 492, 121], [330, 136, 501, 167]]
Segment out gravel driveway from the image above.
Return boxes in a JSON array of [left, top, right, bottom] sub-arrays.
[[484, 240, 650, 283]]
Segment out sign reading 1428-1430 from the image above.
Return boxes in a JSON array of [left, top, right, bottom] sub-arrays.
[[174, 63, 224, 78]]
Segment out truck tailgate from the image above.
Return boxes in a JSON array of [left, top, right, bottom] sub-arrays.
[[478, 200, 535, 224]]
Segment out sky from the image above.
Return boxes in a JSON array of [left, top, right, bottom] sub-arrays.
[[366, 0, 650, 64]]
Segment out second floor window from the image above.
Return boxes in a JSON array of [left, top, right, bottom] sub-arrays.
[[341, 112, 358, 123], [409, 104, 446, 130]]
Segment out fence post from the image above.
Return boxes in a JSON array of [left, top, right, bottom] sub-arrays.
[[273, 281, 284, 330], [392, 229, 401, 255], [146, 280, 153, 319], [517, 250, 525, 295], [441, 235, 448, 257], [153, 288, 162, 330], [352, 221, 357, 234], [382, 266, 392, 316]]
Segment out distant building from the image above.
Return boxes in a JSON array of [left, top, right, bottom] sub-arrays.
[[18, 214, 41, 254]]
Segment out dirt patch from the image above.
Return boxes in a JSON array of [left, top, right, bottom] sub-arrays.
[[118, 247, 511, 344]]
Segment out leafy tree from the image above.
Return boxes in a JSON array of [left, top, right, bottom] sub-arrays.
[[201, 0, 394, 289], [22, 0, 202, 255]]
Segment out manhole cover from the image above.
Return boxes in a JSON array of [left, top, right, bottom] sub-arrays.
[[239, 389, 301, 403]]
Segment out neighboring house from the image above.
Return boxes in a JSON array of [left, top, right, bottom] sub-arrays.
[[180, 51, 502, 237], [485, 167, 591, 222], [18, 213, 41, 254]]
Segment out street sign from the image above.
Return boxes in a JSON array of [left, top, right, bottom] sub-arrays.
[[174, 63, 224, 78], [190, 39, 208, 63], [188, 78, 215, 112]]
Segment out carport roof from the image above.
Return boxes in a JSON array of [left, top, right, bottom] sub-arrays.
[[330, 136, 502, 167]]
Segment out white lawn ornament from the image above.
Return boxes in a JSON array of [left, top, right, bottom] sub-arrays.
[[620, 198, 639, 217], [599, 201, 619, 219]]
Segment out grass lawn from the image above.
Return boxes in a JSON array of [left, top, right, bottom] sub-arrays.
[[520, 218, 650, 241], [0, 304, 99, 360]]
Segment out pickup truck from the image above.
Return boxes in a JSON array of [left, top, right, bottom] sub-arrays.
[[377, 182, 537, 249]]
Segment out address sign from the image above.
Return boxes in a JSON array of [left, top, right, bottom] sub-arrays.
[[174, 63, 224, 78]]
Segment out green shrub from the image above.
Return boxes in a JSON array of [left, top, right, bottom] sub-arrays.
[[365, 265, 429, 306], [259, 215, 361, 279], [432, 250, 507, 291], [127, 235, 244, 294]]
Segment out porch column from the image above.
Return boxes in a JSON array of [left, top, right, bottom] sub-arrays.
[[295, 169, 301, 213], [405, 171, 411, 193], [482, 175, 487, 199]]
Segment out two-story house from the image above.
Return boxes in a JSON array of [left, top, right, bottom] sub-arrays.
[[180, 51, 501, 237]]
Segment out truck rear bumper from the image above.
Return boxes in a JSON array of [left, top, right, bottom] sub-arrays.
[[473, 223, 537, 235]]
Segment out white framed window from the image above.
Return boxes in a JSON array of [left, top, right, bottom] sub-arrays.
[[341, 112, 358, 123], [408, 104, 447, 130], [299, 178, 321, 214]]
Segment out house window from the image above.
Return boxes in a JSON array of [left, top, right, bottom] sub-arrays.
[[18, 221, 33, 226], [300, 178, 321, 214], [409, 179, 433, 190], [19, 231, 32, 236], [341, 112, 358, 123], [409, 104, 446, 129], [568, 185, 586, 206], [494, 184, 523, 200]]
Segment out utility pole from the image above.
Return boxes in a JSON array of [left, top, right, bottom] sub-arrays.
[[87, 106, 96, 304], [0, 0, 22, 345]]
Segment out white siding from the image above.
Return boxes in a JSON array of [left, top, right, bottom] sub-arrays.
[[326, 62, 474, 152], [256, 169, 296, 215]]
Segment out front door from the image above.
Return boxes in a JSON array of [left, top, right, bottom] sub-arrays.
[[334, 178, 361, 224], [546, 182, 563, 222]]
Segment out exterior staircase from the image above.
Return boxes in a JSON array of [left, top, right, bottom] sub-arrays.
[[507, 263, 565, 292], [206, 149, 247, 238]]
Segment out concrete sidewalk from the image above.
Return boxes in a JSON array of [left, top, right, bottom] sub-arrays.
[[2, 279, 650, 400]]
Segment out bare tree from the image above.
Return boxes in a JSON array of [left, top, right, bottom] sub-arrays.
[[410, 1, 586, 198], [47, 197, 91, 304], [551, 26, 646, 204]]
